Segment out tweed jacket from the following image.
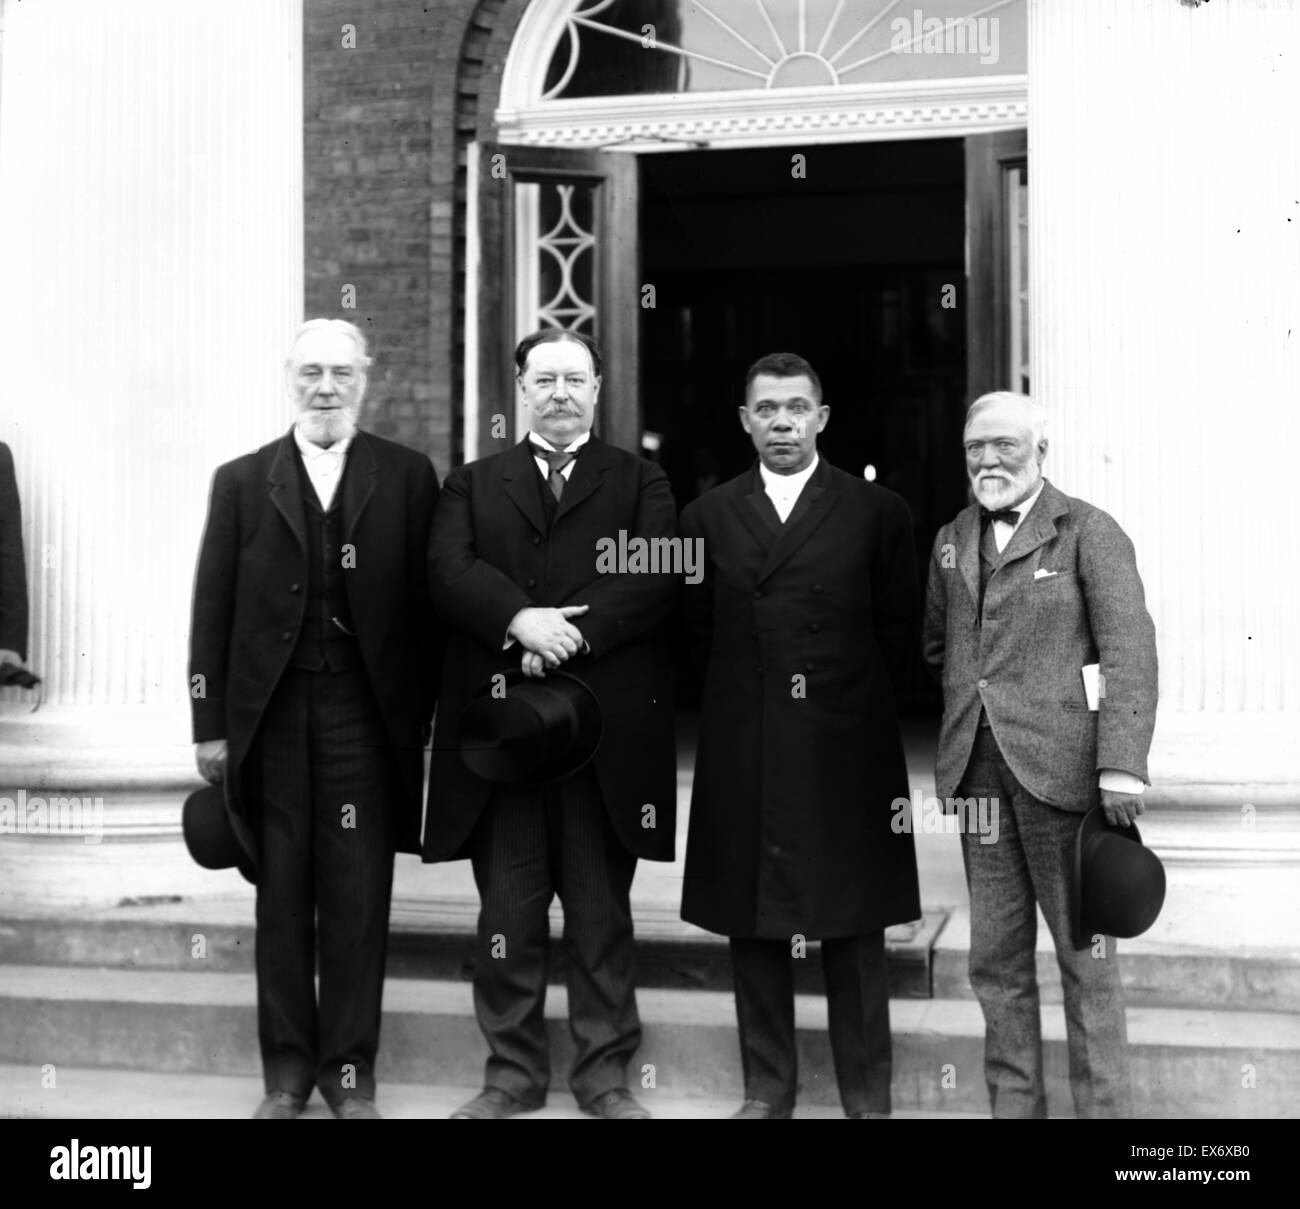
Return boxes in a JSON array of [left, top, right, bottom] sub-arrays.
[[922, 478, 1158, 810]]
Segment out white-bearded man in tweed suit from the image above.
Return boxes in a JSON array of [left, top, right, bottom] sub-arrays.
[[922, 391, 1158, 1119]]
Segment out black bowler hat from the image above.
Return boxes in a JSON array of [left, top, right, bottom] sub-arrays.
[[460, 669, 603, 785], [0, 662, 40, 689], [1072, 806, 1166, 950], [182, 780, 259, 885]]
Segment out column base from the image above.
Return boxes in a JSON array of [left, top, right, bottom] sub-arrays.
[[0, 703, 226, 908]]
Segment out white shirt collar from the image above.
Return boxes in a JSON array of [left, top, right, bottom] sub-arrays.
[[1006, 478, 1045, 523], [987, 479, 1046, 553], [759, 453, 819, 496], [293, 425, 352, 460], [528, 429, 591, 454]]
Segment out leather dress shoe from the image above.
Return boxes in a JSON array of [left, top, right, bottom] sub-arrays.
[[450, 1087, 543, 1119], [731, 1098, 792, 1119], [332, 1097, 382, 1119], [583, 1088, 651, 1119], [253, 1091, 307, 1120]]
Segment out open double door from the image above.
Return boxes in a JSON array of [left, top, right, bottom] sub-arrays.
[[472, 131, 1028, 458]]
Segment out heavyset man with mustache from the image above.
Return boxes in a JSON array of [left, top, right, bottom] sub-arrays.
[[923, 390, 1158, 1118], [424, 328, 678, 1120], [189, 319, 440, 1119]]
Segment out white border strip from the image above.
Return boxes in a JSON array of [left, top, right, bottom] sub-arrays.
[[463, 140, 480, 462]]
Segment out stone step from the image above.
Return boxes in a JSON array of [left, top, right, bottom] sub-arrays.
[[6, 896, 1298, 1013], [0, 1064, 983, 1119], [1, 965, 1295, 1119], [932, 907, 1300, 1013], [0, 907, 943, 999]]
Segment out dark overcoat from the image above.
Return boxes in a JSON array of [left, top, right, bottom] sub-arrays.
[[423, 435, 678, 863], [679, 457, 921, 939], [188, 428, 440, 858], [0, 442, 28, 659]]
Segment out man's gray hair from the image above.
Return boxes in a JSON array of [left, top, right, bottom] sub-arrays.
[[286, 318, 372, 367], [965, 391, 1048, 446]]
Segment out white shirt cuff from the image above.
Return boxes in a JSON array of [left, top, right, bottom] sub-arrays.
[[1099, 769, 1145, 795]]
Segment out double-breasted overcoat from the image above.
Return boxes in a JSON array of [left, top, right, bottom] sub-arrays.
[[679, 458, 921, 939]]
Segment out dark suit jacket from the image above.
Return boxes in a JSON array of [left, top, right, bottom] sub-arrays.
[[678, 458, 922, 939], [189, 428, 440, 857], [424, 434, 678, 862], [0, 442, 28, 659], [922, 478, 1158, 809]]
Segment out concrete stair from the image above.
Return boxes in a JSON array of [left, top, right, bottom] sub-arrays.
[[3, 714, 1298, 1120], [0, 901, 944, 998], [0, 1065, 984, 1120], [8, 900, 1298, 1011], [933, 907, 1300, 1013], [2, 897, 1299, 1119], [3, 962, 1297, 1119]]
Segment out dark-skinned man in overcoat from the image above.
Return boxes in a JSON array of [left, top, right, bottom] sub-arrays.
[[679, 352, 921, 1119]]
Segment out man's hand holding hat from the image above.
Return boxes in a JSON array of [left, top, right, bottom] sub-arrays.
[[1101, 787, 1144, 829]]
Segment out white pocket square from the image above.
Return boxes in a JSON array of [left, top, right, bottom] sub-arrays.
[[1033, 568, 1059, 580], [1082, 663, 1101, 710]]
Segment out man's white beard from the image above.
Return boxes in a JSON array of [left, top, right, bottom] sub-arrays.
[[971, 464, 1040, 510], [296, 405, 359, 446]]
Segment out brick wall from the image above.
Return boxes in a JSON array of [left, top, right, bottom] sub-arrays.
[[303, 0, 527, 475]]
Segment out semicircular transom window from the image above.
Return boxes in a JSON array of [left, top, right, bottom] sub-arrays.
[[543, 0, 1027, 99]]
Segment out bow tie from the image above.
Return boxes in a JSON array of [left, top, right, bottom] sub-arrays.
[[980, 508, 1020, 528]]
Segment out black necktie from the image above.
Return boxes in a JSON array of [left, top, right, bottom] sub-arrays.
[[529, 442, 576, 501], [980, 508, 1020, 528]]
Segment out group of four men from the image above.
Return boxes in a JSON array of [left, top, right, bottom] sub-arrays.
[[189, 318, 1157, 1120]]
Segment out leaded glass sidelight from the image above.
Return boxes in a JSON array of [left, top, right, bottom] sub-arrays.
[[543, 0, 1027, 99], [490, 149, 639, 449], [515, 181, 598, 336]]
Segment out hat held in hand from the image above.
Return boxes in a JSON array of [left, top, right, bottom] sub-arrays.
[[1072, 805, 1166, 950], [182, 778, 259, 885], [460, 669, 603, 785], [0, 662, 40, 690]]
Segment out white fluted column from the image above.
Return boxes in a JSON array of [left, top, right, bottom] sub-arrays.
[[0, 0, 303, 904], [0, 0, 303, 708], [1029, 0, 1300, 813]]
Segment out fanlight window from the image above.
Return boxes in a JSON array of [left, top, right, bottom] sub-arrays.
[[544, 0, 1027, 99]]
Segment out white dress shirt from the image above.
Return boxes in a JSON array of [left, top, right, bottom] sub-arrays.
[[504, 428, 594, 653], [991, 478, 1143, 797], [530, 427, 591, 484], [294, 425, 351, 510], [759, 454, 819, 524]]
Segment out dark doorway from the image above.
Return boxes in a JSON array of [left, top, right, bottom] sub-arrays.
[[640, 140, 970, 711]]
